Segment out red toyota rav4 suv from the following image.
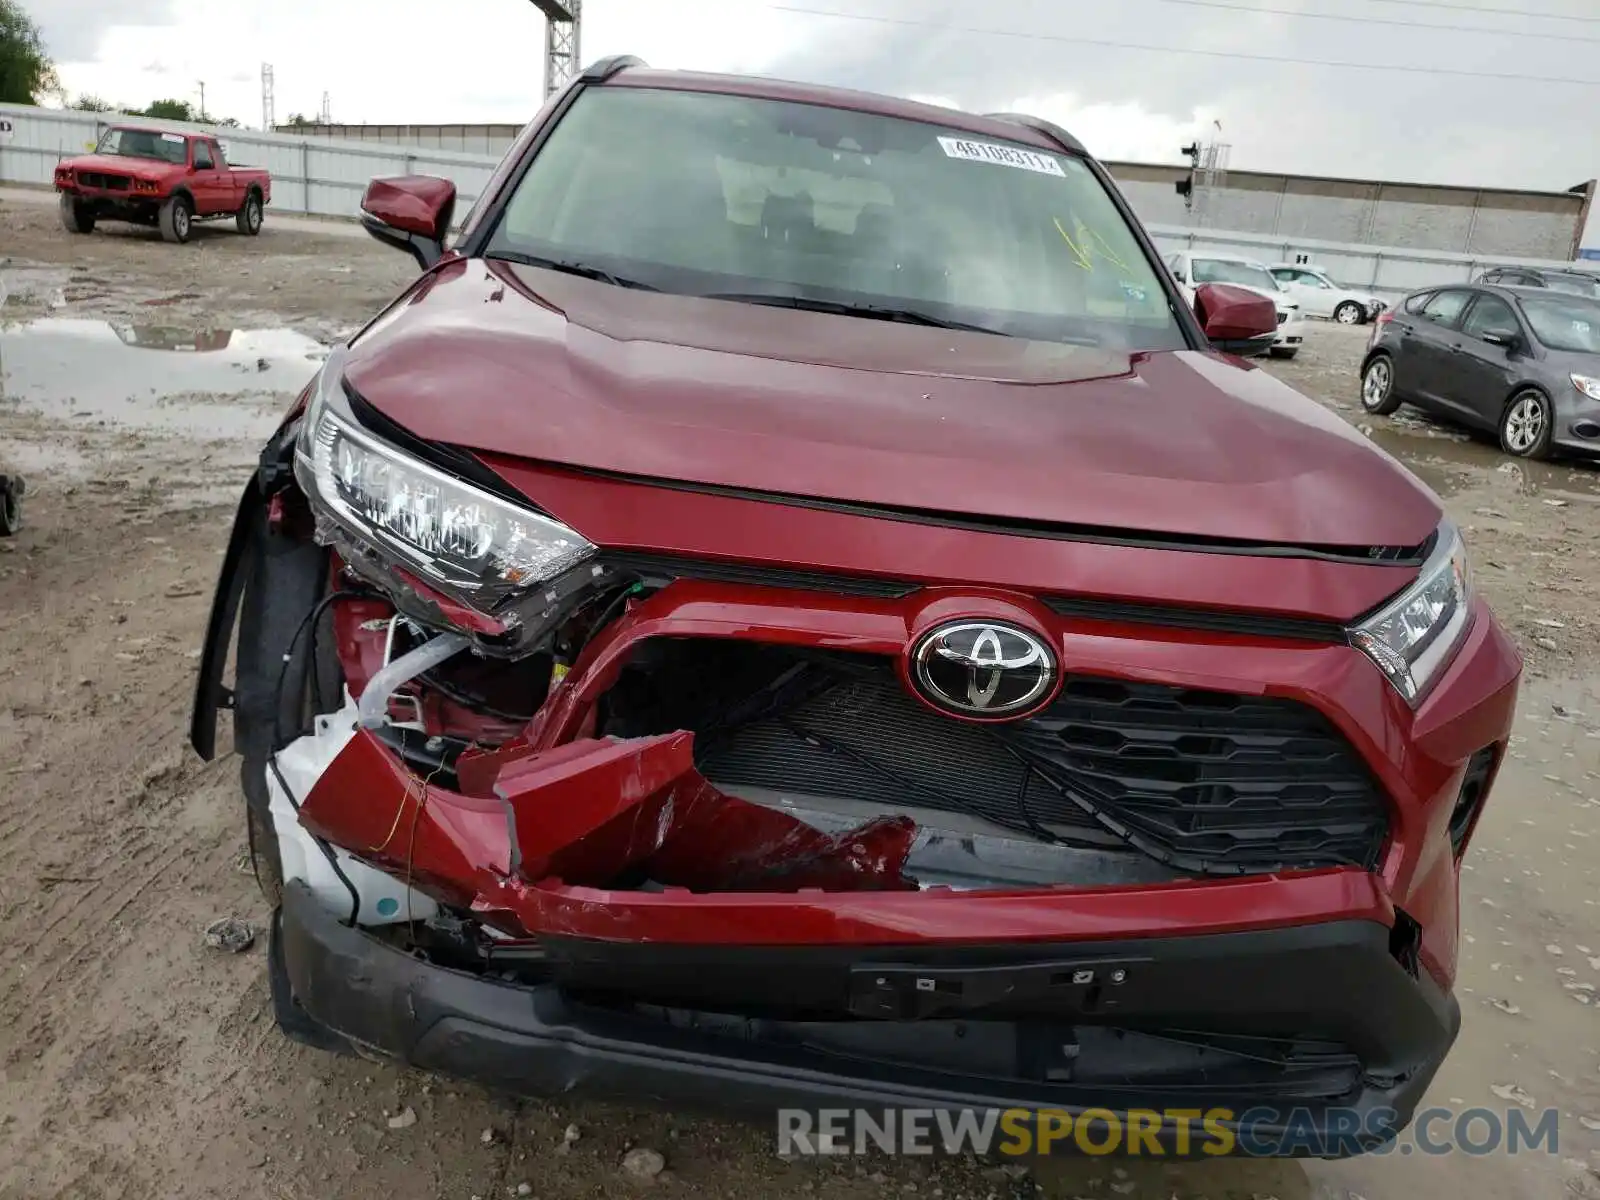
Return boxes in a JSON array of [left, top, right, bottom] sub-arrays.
[[190, 58, 1520, 1155]]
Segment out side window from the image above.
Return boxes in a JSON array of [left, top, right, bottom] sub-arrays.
[[1419, 290, 1470, 327], [1462, 295, 1518, 340], [1403, 291, 1433, 314], [1271, 268, 1294, 284], [1304, 272, 1333, 288], [193, 141, 214, 170]]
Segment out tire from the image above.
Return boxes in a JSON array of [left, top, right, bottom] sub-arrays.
[[1499, 388, 1554, 460], [1334, 301, 1364, 325], [59, 194, 95, 234], [1361, 353, 1402, 415], [159, 194, 193, 244], [0, 480, 20, 537], [236, 191, 263, 236]]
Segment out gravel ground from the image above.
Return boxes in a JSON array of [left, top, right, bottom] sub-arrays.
[[1, 189, 1597, 1200]]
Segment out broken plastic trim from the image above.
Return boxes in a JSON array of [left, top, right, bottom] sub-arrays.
[[356, 629, 472, 728]]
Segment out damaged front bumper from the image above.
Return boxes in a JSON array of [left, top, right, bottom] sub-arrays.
[[190, 430, 1517, 1153], [277, 878, 1457, 1155]]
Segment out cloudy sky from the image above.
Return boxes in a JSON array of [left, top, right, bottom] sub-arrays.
[[26, 0, 1600, 189]]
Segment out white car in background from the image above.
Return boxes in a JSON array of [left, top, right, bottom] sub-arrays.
[[1268, 263, 1387, 325], [1166, 251, 1305, 359]]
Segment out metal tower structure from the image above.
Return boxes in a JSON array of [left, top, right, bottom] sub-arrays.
[[320, 91, 333, 124], [261, 64, 275, 132], [530, 0, 582, 98], [1194, 139, 1231, 228]]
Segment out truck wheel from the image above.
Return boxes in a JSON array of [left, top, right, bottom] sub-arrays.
[[236, 192, 264, 236], [159, 195, 194, 244], [0, 478, 22, 537], [59, 195, 95, 234]]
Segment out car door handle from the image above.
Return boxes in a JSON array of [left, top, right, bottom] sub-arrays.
[[1448, 342, 1464, 353]]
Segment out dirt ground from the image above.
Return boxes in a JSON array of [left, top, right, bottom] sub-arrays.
[[1, 188, 1597, 1200]]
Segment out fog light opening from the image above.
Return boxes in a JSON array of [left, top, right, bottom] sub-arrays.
[[1449, 746, 1499, 858], [1571, 420, 1600, 440]]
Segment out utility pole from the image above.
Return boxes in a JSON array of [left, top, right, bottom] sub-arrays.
[[529, 0, 582, 99], [320, 91, 332, 124], [262, 64, 275, 132], [197, 80, 207, 121]]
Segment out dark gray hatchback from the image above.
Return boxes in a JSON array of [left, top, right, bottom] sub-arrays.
[[1359, 283, 1600, 460]]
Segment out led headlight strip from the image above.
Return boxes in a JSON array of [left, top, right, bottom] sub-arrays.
[[293, 346, 595, 617], [1349, 520, 1472, 704]]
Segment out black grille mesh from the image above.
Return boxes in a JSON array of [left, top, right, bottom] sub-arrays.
[[1004, 678, 1389, 873], [698, 667, 1388, 875]]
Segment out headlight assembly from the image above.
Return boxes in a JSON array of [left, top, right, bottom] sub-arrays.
[[1349, 521, 1472, 704], [293, 346, 596, 618], [1572, 374, 1600, 402]]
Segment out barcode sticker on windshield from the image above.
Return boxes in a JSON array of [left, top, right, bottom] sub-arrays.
[[937, 137, 1064, 177]]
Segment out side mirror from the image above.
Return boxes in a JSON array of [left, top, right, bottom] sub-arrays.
[[360, 175, 457, 272], [1193, 282, 1278, 356], [1481, 329, 1521, 351]]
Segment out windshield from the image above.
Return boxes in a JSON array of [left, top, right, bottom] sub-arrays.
[[485, 87, 1185, 351], [95, 127, 188, 165], [1521, 295, 1600, 353], [1191, 259, 1280, 291], [1543, 274, 1600, 300]]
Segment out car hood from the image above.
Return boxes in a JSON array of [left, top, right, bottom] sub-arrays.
[[341, 258, 1441, 549], [61, 153, 171, 177]]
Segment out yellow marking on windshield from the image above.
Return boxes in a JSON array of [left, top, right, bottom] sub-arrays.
[[1053, 218, 1093, 270], [1053, 217, 1132, 275]]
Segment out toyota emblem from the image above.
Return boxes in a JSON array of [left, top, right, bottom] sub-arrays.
[[909, 620, 1057, 719]]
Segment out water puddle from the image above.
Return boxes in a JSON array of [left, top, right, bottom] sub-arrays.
[[0, 317, 327, 440], [1361, 414, 1600, 503]]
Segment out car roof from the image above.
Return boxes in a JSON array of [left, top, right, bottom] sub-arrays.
[[604, 65, 1082, 156], [1486, 266, 1597, 281]]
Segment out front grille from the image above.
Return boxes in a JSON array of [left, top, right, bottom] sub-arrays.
[[78, 172, 131, 191], [695, 659, 1389, 876], [1006, 678, 1388, 874], [698, 672, 1104, 840]]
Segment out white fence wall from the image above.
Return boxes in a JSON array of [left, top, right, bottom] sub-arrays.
[[4, 102, 1597, 302], [0, 103, 498, 224], [1143, 225, 1599, 303]]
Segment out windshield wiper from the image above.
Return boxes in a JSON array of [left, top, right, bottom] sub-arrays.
[[699, 292, 1008, 336], [486, 251, 660, 291]]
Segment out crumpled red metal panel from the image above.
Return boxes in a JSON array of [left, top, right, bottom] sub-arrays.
[[298, 726, 916, 937]]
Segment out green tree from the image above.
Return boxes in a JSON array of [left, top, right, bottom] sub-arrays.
[[284, 112, 313, 128], [140, 98, 195, 121], [0, 0, 57, 104], [70, 93, 114, 111]]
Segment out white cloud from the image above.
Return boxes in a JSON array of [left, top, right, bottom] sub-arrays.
[[1005, 94, 1223, 165], [49, 0, 824, 126]]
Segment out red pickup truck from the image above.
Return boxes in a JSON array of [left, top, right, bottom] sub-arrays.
[[54, 125, 272, 245]]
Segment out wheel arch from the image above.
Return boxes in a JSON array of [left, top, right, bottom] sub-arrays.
[[1501, 380, 1552, 413]]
